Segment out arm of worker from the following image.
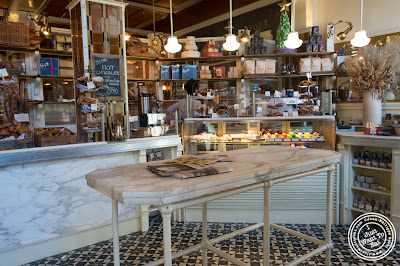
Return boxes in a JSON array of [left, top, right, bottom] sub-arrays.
[[165, 101, 180, 123]]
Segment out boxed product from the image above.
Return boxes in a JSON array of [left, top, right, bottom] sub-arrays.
[[362, 182, 371, 189], [250, 37, 258, 46], [213, 66, 226, 78], [60, 59, 74, 76], [256, 60, 266, 74], [248, 46, 255, 54], [161, 65, 171, 79], [306, 44, 313, 53], [245, 60, 256, 74], [312, 26, 319, 35], [171, 65, 182, 79], [311, 57, 322, 72], [312, 44, 319, 52], [55, 35, 73, 51], [357, 175, 366, 182], [39, 58, 60, 76], [309, 35, 317, 44], [265, 59, 276, 74], [318, 43, 326, 52], [182, 65, 197, 79], [199, 66, 212, 79], [365, 176, 374, 183], [228, 66, 239, 78]]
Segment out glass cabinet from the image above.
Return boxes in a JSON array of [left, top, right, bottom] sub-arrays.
[[182, 116, 336, 155]]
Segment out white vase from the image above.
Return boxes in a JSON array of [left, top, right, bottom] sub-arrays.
[[384, 90, 396, 100], [363, 91, 382, 126]]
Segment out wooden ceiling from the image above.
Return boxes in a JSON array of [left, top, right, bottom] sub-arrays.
[[0, 0, 272, 36]]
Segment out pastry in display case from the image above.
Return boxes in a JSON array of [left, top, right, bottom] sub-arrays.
[[182, 116, 336, 155]]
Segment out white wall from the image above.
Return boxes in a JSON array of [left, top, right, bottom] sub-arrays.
[[296, 0, 400, 42]]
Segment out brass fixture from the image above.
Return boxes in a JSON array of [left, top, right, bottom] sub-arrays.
[[240, 26, 250, 43]]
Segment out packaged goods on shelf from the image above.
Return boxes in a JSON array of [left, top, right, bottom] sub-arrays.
[[202, 40, 220, 57], [265, 59, 276, 74], [227, 66, 239, 78], [181, 36, 201, 58], [256, 61, 266, 74], [34, 127, 77, 147], [171, 65, 182, 79], [245, 60, 256, 74], [39, 58, 60, 76], [199, 66, 212, 79], [299, 58, 311, 73], [213, 66, 225, 78], [321, 58, 333, 72], [161, 65, 171, 79], [311, 57, 322, 72], [182, 65, 197, 79]]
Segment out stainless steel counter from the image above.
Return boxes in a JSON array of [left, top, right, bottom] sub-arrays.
[[0, 135, 182, 167]]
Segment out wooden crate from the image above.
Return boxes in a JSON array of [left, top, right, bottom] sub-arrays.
[[34, 128, 77, 147]]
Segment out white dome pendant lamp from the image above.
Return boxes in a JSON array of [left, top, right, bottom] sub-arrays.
[[223, 0, 240, 52], [284, 0, 303, 49], [164, 0, 182, 53], [351, 0, 370, 47]]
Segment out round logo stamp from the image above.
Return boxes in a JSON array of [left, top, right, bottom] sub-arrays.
[[348, 212, 396, 261]]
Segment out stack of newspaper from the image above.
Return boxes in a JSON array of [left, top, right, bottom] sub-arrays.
[[147, 154, 233, 179]]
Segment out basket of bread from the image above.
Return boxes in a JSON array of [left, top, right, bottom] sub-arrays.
[[0, 120, 33, 150], [77, 95, 105, 113], [76, 76, 104, 93], [34, 127, 77, 147], [81, 117, 102, 133]]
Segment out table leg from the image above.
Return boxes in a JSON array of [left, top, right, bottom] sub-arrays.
[[325, 166, 334, 266], [162, 209, 173, 266], [112, 199, 120, 266], [202, 203, 208, 266], [263, 182, 271, 266]]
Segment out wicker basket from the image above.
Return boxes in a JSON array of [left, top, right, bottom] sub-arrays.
[[0, 21, 29, 47]]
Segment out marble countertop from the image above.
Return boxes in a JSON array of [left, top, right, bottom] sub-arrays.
[[337, 132, 400, 149], [0, 135, 182, 167], [86, 146, 340, 206]]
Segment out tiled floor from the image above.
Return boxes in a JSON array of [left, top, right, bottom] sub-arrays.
[[25, 216, 399, 265]]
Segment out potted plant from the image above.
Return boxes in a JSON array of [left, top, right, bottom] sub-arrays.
[[345, 43, 400, 125]]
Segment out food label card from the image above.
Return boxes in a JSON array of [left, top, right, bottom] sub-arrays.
[[0, 68, 9, 77], [14, 113, 29, 122]]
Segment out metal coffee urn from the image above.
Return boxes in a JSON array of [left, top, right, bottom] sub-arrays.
[[139, 92, 153, 127]]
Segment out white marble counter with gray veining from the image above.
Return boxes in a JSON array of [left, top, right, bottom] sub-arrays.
[[86, 146, 340, 206]]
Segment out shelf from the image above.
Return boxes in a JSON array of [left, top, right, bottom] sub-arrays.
[[159, 77, 241, 82], [0, 45, 35, 53], [127, 78, 157, 82], [0, 46, 73, 57], [351, 187, 391, 196], [126, 56, 158, 61], [29, 101, 75, 104], [190, 140, 324, 145], [159, 55, 240, 62], [243, 72, 335, 79], [243, 52, 337, 58], [351, 207, 369, 214], [352, 164, 392, 172], [38, 48, 72, 57], [19, 75, 74, 79]]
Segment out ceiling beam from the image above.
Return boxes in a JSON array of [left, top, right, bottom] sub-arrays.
[[8, 0, 23, 16], [48, 16, 71, 25], [34, 0, 53, 15], [126, 27, 168, 36], [133, 0, 204, 29], [126, 1, 170, 13], [174, 0, 279, 37]]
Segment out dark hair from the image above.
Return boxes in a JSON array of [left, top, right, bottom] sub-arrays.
[[184, 79, 199, 95]]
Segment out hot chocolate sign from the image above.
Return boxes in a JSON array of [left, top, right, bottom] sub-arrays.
[[94, 56, 122, 97]]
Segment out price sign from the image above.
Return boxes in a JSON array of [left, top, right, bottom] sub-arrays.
[[313, 105, 319, 111], [14, 113, 29, 122], [306, 72, 312, 79], [234, 104, 240, 110], [91, 104, 97, 111], [293, 91, 300, 97], [265, 91, 270, 97], [157, 151, 163, 157], [256, 107, 262, 113], [129, 116, 138, 122], [0, 68, 9, 77], [212, 113, 218, 118], [87, 82, 95, 89], [208, 108, 213, 114], [283, 111, 289, 117], [207, 91, 211, 98], [292, 111, 299, 117]]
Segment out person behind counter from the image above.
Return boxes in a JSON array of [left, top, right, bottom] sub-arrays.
[[165, 79, 203, 123]]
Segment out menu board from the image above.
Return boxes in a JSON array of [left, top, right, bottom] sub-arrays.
[[93, 55, 122, 97]]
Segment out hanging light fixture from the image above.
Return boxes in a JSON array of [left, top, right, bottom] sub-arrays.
[[31, 12, 51, 36], [164, 0, 182, 53], [284, 0, 302, 49], [351, 0, 370, 47], [223, 0, 240, 51], [240, 26, 250, 43]]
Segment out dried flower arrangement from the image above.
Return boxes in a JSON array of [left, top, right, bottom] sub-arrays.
[[345, 43, 400, 98]]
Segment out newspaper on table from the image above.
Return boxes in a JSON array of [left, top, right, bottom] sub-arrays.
[[147, 154, 233, 179]]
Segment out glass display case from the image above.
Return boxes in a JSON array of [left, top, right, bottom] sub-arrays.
[[182, 116, 336, 155]]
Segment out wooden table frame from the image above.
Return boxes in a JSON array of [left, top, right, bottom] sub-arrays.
[[111, 165, 335, 266]]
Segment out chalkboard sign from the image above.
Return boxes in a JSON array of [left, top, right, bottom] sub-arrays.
[[93, 55, 123, 98]]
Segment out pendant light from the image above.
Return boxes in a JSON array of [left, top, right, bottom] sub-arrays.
[[164, 0, 182, 53], [222, 0, 240, 51], [240, 26, 250, 43], [351, 0, 370, 47], [284, 0, 302, 49]]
